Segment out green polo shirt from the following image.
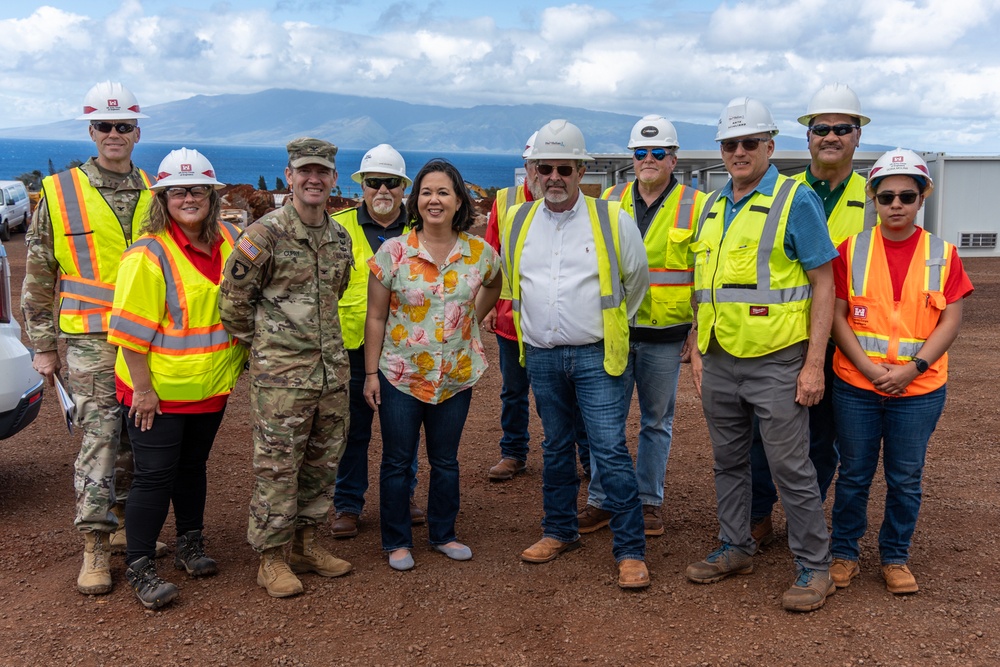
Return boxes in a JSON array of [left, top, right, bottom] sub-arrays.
[[804, 168, 848, 220]]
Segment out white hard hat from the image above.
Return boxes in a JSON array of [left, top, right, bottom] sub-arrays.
[[152, 148, 224, 191], [528, 119, 593, 161], [351, 143, 411, 187], [798, 83, 870, 127], [627, 115, 679, 149], [77, 81, 148, 121], [522, 131, 539, 160], [716, 97, 779, 142], [866, 148, 933, 198]]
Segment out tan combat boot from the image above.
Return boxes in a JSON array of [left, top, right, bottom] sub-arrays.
[[109, 504, 168, 558], [289, 525, 353, 577], [78, 532, 112, 595], [257, 546, 304, 598]]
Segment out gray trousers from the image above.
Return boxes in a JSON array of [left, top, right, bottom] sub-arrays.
[[701, 339, 831, 571]]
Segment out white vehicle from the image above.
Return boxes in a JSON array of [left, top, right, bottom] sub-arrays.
[[0, 180, 31, 242], [0, 239, 43, 439]]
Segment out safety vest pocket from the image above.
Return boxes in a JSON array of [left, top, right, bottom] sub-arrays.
[[915, 291, 946, 339], [664, 227, 695, 270], [720, 244, 758, 285], [648, 286, 691, 325], [149, 353, 212, 377]]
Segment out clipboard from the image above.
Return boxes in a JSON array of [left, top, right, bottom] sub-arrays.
[[53, 374, 76, 434]]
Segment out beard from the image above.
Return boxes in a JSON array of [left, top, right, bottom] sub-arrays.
[[528, 179, 544, 199], [370, 198, 395, 216]]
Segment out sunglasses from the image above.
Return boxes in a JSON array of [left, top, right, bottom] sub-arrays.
[[810, 123, 859, 137], [720, 138, 769, 153], [633, 148, 671, 161], [90, 121, 137, 134], [875, 191, 919, 206], [164, 185, 213, 200], [536, 164, 576, 177], [364, 177, 403, 190]]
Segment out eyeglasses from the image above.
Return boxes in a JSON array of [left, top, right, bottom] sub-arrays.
[[536, 164, 576, 177], [633, 148, 671, 161], [720, 137, 769, 153], [164, 185, 213, 200], [90, 121, 136, 134], [875, 191, 919, 206], [810, 123, 859, 137], [364, 177, 403, 190]]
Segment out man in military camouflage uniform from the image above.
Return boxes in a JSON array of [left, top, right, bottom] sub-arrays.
[[21, 81, 165, 596], [219, 137, 355, 598]]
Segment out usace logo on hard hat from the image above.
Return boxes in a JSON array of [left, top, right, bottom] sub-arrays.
[[180, 164, 193, 173], [892, 155, 905, 163], [107, 98, 119, 110]]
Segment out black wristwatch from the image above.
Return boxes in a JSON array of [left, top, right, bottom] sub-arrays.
[[913, 357, 929, 374]]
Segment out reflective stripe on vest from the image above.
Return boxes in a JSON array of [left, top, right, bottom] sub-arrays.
[[604, 182, 629, 201], [793, 170, 877, 247], [496, 185, 528, 301]]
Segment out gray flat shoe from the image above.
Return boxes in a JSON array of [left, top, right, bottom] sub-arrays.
[[432, 543, 473, 561], [388, 550, 414, 571]]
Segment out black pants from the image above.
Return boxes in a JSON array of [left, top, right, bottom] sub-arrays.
[[123, 407, 226, 565]]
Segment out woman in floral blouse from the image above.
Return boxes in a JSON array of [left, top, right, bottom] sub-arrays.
[[364, 159, 501, 571]]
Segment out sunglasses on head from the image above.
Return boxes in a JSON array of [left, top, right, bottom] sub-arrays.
[[875, 191, 919, 206], [810, 123, 859, 137], [364, 177, 403, 190], [90, 121, 136, 134], [536, 164, 576, 177], [164, 185, 212, 200], [633, 148, 670, 161], [720, 137, 769, 153]]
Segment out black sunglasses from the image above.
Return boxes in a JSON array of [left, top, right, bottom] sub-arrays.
[[875, 191, 919, 206], [810, 123, 859, 137], [364, 177, 403, 190], [91, 121, 136, 134], [536, 164, 576, 176], [633, 148, 670, 161], [720, 138, 769, 153]]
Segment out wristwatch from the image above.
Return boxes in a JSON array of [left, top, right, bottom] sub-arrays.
[[913, 357, 929, 374]]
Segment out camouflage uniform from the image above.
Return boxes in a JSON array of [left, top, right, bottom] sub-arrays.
[[219, 202, 354, 552], [21, 158, 148, 532]]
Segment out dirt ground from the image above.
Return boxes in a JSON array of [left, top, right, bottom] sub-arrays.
[[0, 231, 997, 667]]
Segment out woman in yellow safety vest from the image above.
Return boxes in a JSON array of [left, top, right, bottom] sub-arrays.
[[828, 149, 973, 596], [107, 148, 246, 610]]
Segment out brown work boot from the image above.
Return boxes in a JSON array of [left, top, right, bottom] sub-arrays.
[[520, 537, 581, 563], [782, 567, 835, 612], [109, 503, 168, 558], [409, 500, 426, 526], [830, 558, 860, 588], [289, 526, 352, 577], [577, 505, 612, 534], [488, 458, 527, 481], [617, 559, 650, 589], [78, 532, 112, 595], [330, 512, 359, 539], [643, 505, 664, 536], [686, 543, 754, 584], [257, 546, 304, 598], [750, 514, 776, 548], [882, 563, 919, 595]]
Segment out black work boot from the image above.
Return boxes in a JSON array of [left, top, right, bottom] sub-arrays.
[[174, 530, 218, 577], [125, 556, 179, 610]]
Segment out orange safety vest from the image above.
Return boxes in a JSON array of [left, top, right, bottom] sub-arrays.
[[834, 227, 952, 396]]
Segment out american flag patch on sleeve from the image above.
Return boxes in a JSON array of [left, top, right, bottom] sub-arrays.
[[238, 236, 262, 261]]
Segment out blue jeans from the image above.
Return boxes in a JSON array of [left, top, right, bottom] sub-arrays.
[[588, 339, 683, 508], [377, 375, 473, 551], [525, 342, 645, 562], [831, 378, 946, 564], [334, 349, 417, 516], [750, 341, 839, 518]]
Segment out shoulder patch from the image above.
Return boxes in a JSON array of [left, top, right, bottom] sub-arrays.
[[238, 235, 263, 261]]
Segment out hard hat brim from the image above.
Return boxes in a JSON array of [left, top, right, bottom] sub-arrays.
[[798, 111, 871, 127]]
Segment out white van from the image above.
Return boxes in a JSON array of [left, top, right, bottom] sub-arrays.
[[0, 180, 31, 242], [0, 238, 43, 439]]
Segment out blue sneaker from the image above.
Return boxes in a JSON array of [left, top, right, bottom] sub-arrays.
[[686, 543, 753, 584]]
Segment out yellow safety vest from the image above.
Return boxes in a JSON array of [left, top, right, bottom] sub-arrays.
[[494, 185, 530, 300], [108, 222, 247, 403], [602, 181, 703, 329], [692, 177, 812, 357], [502, 196, 630, 376], [333, 207, 409, 350], [793, 170, 877, 247], [44, 168, 152, 334]]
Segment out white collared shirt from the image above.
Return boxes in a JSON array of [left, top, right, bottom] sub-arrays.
[[518, 192, 649, 348]]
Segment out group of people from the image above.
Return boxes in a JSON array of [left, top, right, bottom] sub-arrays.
[[21, 79, 971, 613]]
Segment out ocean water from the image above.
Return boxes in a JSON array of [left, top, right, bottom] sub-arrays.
[[0, 138, 522, 198]]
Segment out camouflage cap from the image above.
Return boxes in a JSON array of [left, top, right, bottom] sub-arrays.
[[287, 137, 338, 170]]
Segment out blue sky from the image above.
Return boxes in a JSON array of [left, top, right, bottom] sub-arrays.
[[3, 0, 1000, 152]]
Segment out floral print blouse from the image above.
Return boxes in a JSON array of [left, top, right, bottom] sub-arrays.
[[368, 229, 501, 404]]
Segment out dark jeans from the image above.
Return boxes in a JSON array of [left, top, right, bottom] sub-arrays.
[[377, 375, 473, 551], [123, 407, 226, 564]]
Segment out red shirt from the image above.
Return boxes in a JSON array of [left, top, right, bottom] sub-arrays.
[[485, 183, 533, 341]]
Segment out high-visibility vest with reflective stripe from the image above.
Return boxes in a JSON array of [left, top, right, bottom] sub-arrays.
[[495, 185, 530, 301], [332, 207, 410, 350], [833, 227, 952, 396], [602, 181, 703, 329], [692, 177, 812, 357], [793, 170, 877, 247], [108, 221, 248, 403], [502, 197, 630, 376], [44, 168, 152, 334]]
